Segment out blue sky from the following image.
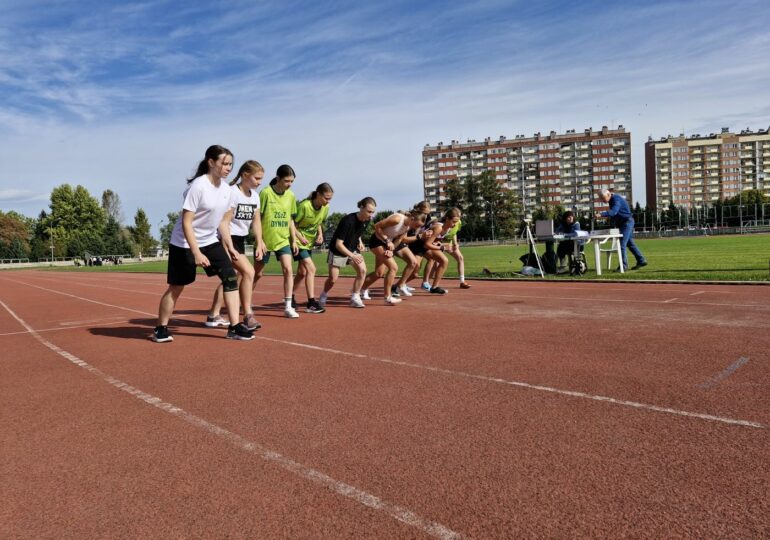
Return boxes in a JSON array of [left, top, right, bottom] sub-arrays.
[[1, 0, 769, 232]]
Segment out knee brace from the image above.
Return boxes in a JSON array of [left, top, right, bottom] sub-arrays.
[[220, 266, 239, 292]]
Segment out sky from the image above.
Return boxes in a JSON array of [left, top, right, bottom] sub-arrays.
[[1, 0, 769, 234]]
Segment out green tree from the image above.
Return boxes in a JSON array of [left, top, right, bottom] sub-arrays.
[[128, 208, 156, 256], [103, 217, 134, 255], [442, 177, 465, 214], [159, 212, 179, 249], [101, 190, 123, 223], [0, 211, 31, 258]]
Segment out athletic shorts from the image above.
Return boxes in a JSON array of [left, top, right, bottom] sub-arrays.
[[293, 248, 312, 262], [167, 242, 233, 286], [327, 250, 351, 268], [410, 241, 427, 257], [393, 242, 408, 253], [231, 235, 246, 255], [368, 235, 388, 250], [257, 244, 293, 265]]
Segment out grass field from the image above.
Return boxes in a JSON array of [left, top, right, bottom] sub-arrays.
[[46, 233, 770, 282]]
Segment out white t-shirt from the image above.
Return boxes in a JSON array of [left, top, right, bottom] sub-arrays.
[[227, 183, 260, 237], [170, 175, 232, 249]]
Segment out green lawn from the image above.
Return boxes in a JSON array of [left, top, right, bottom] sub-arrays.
[[45, 234, 770, 282]]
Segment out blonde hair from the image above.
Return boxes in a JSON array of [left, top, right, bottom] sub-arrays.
[[230, 160, 264, 186]]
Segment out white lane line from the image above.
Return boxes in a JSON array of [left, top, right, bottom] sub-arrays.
[[0, 319, 130, 337], [690, 291, 706, 296], [255, 336, 765, 430], [3, 276, 765, 429], [0, 299, 463, 540], [698, 357, 750, 389], [663, 298, 679, 303], [60, 316, 127, 326]]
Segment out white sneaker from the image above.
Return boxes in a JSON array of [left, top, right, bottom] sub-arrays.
[[405, 286, 415, 292], [350, 294, 365, 308], [421, 282, 431, 291], [398, 285, 413, 297], [361, 289, 371, 300], [384, 296, 402, 305], [284, 307, 300, 319], [319, 292, 328, 307]]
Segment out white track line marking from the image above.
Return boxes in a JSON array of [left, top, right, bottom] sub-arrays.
[[663, 298, 679, 303], [2, 276, 765, 429], [0, 299, 463, 540], [698, 357, 750, 389], [690, 291, 706, 296], [255, 336, 765, 429], [60, 316, 127, 326], [0, 319, 130, 337]]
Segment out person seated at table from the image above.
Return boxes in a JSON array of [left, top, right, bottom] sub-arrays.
[[555, 210, 581, 269]]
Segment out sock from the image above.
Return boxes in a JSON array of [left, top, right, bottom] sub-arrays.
[[459, 275, 465, 282], [284, 297, 292, 309], [422, 281, 430, 288], [320, 291, 328, 301]]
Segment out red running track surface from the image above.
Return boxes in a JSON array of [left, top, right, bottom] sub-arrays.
[[1, 270, 769, 538]]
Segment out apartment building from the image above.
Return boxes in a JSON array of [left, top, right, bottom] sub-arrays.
[[422, 126, 632, 217], [645, 127, 770, 211]]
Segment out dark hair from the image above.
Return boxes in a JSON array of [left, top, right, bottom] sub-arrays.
[[413, 201, 431, 213], [407, 209, 426, 224], [269, 164, 296, 186], [187, 145, 232, 184], [230, 160, 264, 186], [357, 196, 376, 208], [561, 210, 575, 223], [442, 207, 462, 221], [308, 182, 334, 201]]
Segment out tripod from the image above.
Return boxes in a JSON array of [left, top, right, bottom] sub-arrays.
[[523, 221, 545, 278]]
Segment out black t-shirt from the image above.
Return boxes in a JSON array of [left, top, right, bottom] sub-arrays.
[[330, 212, 367, 256]]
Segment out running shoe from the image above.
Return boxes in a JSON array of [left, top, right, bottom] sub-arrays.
[[226, 322, 255, 340], [398, 285, 413, 297], [306, 299, 326, 314], [284, 307, 300, 319], [361, 289, 371, 300], [350, 294, 365, 308], [150, 325, 173, 343], [459, 282, 471, 289], [243, 313, 262, 331], [384, 296, 402, 305], [421, 282, 431, 291], [390, 285, 401, 298], [405, 286, 416, 292], [204, 314, 229, 327], [430, 287, 448, 295]]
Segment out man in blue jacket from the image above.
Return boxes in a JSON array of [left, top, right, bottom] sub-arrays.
[[596, 189, 648, 271]]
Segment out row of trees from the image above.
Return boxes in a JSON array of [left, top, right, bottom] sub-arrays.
[[0, 185, 157, 261]]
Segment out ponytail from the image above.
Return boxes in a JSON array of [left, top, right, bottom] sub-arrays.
[[187, 145, 232, 184], [230, 160, 264, 186], [308, 182, 334, 201]]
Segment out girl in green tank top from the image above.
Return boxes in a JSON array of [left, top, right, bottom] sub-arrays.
[[254, 164, 300, 319]]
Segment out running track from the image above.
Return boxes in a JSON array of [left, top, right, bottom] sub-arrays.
[[1, 270, 768, 538]]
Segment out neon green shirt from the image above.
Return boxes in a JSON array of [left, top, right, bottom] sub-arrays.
[[444, 219, 462, 243], [294, 199, 329, 248], [259, 186, 297, 251]]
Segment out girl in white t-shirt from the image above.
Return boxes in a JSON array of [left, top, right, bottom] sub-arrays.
[[205, 160, 267, 331], [151, 145, 254, 343]]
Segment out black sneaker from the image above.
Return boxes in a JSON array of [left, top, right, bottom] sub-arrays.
[[306, 299, 326, 314], [632, 260, 648, 270], [430, 287, 447, 295], [390, 285, 400, 298], [226, 322, 254, 340], [151, 325, 173, 343]]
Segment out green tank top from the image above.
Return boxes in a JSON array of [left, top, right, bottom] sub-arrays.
[[259, 186, 297, 251], [294, 199, 329, 248]]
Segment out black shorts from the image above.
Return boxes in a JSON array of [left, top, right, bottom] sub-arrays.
[[410, 241, 427, 256], [231, 235, 246, 255], [393, 242, 408, 253], [167, 243, 234, 286], [368, 235, 388, 250]]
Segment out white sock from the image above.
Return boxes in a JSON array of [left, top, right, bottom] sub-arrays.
[[422, 281, 430, 288], [284, 297, 292, 309], [320, 291, 328, 300], [459, 275, 465, 282]]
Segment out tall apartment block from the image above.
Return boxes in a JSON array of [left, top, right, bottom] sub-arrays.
[[422, 125, 632, 217], [645, 127, 770, 211]]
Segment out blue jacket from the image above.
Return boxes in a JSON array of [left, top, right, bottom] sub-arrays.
[[601, 194, 632, 221], [556, 221, 581, 235]]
